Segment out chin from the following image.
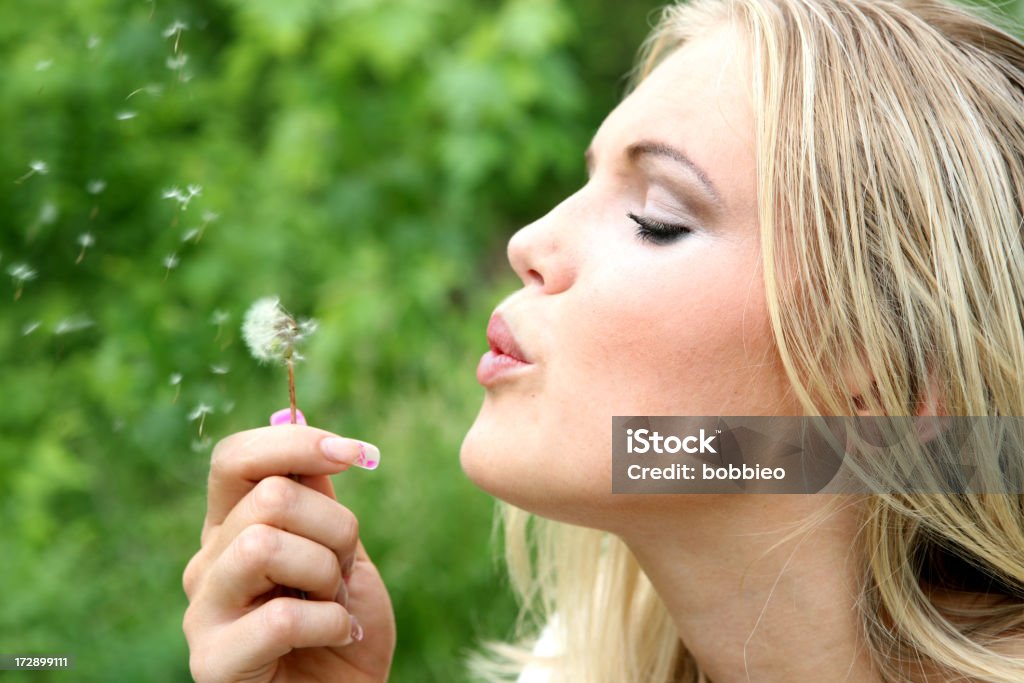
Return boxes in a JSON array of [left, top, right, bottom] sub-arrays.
[[459, 403, 618, 526]]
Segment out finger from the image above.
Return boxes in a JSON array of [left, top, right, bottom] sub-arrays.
[[206, 426, 375, 527], [192, 599, 358, 682], [202, 524, 343, 609], [208, 476, 359, 583], [270, 408, 307, 426]]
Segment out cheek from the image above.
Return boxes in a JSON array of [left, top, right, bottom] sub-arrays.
[[566, 237, 783, 416]]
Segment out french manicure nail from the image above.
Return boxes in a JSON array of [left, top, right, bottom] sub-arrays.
[[350, 615, 364, 643], [321, 437, 381, 469], [270, 408, 307, 426]]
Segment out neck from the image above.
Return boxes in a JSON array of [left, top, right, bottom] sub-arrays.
[[617, 495, 882, 683]]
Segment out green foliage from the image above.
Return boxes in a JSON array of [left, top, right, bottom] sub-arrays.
[[2, 0, 1021, 681]]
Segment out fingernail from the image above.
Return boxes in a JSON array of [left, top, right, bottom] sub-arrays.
[[320, 437, 380, 470], [270, 408, 307, 426], [350, 615, 364, 643], [341, 556, 355, 583]]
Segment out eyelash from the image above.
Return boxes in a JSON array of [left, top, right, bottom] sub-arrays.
[[627, 212, 693, 245]]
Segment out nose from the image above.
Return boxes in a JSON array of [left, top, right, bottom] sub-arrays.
[[506, 195, 579, 294]]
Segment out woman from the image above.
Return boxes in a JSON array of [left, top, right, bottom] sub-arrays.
[[182, 0, 1024, 680]]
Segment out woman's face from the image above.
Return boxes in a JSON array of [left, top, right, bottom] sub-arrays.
[[460, 24, 805, 527]]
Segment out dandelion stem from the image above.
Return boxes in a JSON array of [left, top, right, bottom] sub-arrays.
[[287, 355, 297, 424]]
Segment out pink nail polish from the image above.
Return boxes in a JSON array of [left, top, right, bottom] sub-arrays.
[[353, 442, 381, 470], [270, 408, 306, 426]]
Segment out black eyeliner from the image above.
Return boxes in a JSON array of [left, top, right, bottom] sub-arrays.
[[627, 212, 693, 245]]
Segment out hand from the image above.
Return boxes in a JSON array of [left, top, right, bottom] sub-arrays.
[[183, 412, 396, 682]]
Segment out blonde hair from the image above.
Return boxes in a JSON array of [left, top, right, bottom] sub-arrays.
[[470, 1, 1024, 680]]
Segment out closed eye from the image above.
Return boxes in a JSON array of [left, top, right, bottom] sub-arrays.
[[628, 212, 693, 245]]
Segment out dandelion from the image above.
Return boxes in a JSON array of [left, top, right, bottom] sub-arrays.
[[54, 316, 94, 335], [188, 402, 214, 436], [8, 263, 37, 300], [163, 253, 179, 280], [242, 296, 317, 424], [76, 232, 95, 264], [170, 372, 183, 403], [115, 110, 138, 121], [15, 160, 49, 184], [22, 320, 41, 336]]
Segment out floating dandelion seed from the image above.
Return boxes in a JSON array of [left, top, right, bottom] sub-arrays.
[[210, 364, 230, 375], [162, 184, 201, 210], [116, 110, 138, 121], [35, 59, 53, 72], [15, 160, 49, 184], [163, 19, 189, 56], [87, 35, 101, 50], [54, 316, 94, 335], [181, 227, 200, 243], [222, 400, 235, 414], [190, 437, 212, 453], [126, 83, 163, 100], [22, 321, 41, 336], [38, 201, 58, 225], [242, 297, 317, 424], [211, 309, 229, 341], [87, 179, 107, 195], [188, 402, 214, 436], [166, 53, 188, 71], [163, 253, 179, 280], [170, 372, 183, 403], [8, 263, 37, 300], [76, 232, 95, 264], [187, 209, 218, 243]]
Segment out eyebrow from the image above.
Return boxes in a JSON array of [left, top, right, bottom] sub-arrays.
[[585, 140, 723, 206]]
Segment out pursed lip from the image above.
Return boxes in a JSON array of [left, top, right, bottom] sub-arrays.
[[486, 312, 532, 363]]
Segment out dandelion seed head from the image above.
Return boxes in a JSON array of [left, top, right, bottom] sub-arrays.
[[170, 372, 183, 386], [22, 321, 41, 336], [87, 179, 107, 195], [163, 253, 179, 270], [116, 110, 138, 121], [242, 296, 315, 365], [29, 160, 49, 174], [8, 263, 37, 283]]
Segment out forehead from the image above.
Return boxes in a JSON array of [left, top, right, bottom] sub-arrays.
[[590, 23, 756, 214]]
